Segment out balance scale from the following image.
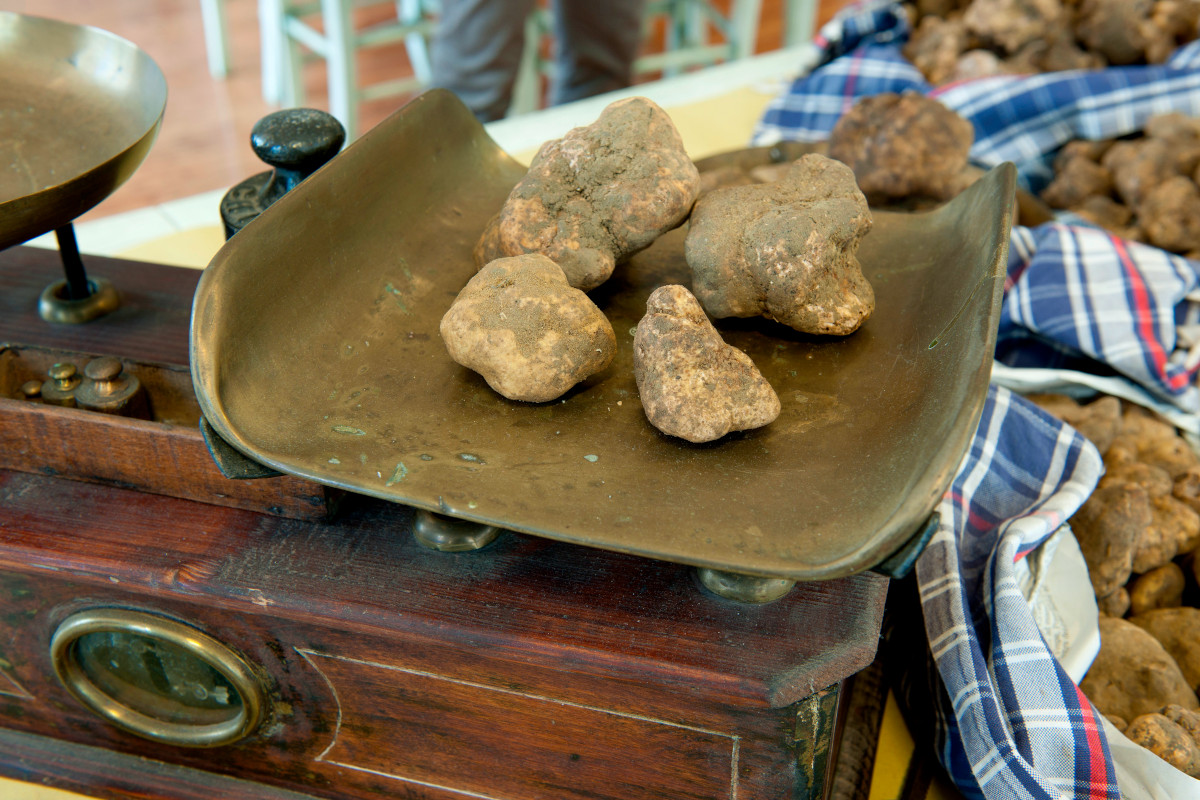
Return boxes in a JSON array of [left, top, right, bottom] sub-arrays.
[[0, 13, 1017, 800]]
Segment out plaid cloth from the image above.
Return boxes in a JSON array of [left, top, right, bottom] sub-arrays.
[[751, 3, 1200, 798], [919, 385, 1113, 800]]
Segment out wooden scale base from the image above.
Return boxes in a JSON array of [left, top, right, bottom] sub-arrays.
[[0, 247, 887, 800]]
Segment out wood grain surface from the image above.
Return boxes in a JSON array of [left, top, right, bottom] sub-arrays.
[[0, 468, 887, 799], [0, 247, 197, 367], [0, 248, 336, 519]]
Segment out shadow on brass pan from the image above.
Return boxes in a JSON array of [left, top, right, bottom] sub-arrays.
[[192, 89, 1017, 582], [0, 13, 167, 320]]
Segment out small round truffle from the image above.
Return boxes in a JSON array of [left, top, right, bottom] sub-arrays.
[[1102, 139, 1178, 210], [474, 96, 700, 291], [1040, 157, 1114, 210], [1128, 562, 1186, 616], [904, 14, 970, 86], [633, 285, 780, 443], [1075, 0, 1151, 65], [962, 0, 1065, 54], [440, 254, 616, 402], [827, 92, 974, 203], [685, 153, 874, 336], [1073, 195, 1136, 239], [1125, 713, 1200, 776], [1140, 176, 1200, 253], [1080, 616, 1200, 722]]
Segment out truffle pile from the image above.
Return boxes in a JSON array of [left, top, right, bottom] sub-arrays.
[[1039, 113, 1200, 256], [903, 0, 1198, 86], [444, 99, 876, 443], [1033, 392, 1200, 776]]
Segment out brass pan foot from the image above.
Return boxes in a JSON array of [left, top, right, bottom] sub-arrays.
[[38, 277, 119, 323], [695, 567, 795, 604], [413, 510, 502, 552]]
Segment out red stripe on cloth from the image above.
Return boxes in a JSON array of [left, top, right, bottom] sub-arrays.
[[1012, 509, 1068, 562], [1111, 234, 1189, 391], [842, 49, 866, 114], [1005, 258, 1029, 294], [948, 489, 992, 533], [930, 73, 1030, 98], [1072, 684, 1115, 798]]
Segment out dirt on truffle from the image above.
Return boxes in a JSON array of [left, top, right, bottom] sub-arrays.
[[684, 153, 875, 337], [633, 285, 780, 443], [440, 254, 616, 402], [474, 96, 699, 292]]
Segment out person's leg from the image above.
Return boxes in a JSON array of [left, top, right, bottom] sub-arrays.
[[431, 0, 536, 121], [550, 0, 646, 106]]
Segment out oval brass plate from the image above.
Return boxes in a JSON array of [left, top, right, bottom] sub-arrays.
[[192, 89, 1017, 581], [51, 609, 264, 747], [0, 13, 167, 249]]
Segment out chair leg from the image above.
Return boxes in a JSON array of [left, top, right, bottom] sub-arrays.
[[321, 0, 358, 139], [784, 0, 817, 47], [728, 0, 762, 60], [398, 0, 433, 85], [259, 0, 285, 103], [279, 5, 308, 108], [508, 10, 545, 117], [667, 0, 707, 77], [199, 0, 231, 78]]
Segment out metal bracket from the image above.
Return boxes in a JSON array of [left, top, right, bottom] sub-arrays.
[[871, 512, 940, 580], [199, 416, 282, 479]]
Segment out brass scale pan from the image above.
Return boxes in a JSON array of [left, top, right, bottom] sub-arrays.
[[194, 90, 1018, 583], [0, 13, 166, 251]]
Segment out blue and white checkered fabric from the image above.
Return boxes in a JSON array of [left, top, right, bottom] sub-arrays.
[[919, 386, 1115, 800], [1000, 225, 1200, 412], [751, 2, 1200, 798]]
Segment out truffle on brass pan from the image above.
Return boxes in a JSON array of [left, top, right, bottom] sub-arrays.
[[684, 153, 874, 336], [440, 254, 616, 402], [633, 285, 780, 443], [827, 91, 974, 204], [474, 96, 700, 292]]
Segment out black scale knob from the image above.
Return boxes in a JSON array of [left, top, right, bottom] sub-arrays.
[[219, 108, 345, 239]]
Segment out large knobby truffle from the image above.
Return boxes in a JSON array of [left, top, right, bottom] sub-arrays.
[[684, 153, 875, 336], [827, 92, 974, 203], [474, 97, 700, 291], [633, 285, 780, 443], [440, 254, 615, 402]]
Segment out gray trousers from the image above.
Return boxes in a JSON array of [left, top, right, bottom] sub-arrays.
[[431, 0, 646, 121]]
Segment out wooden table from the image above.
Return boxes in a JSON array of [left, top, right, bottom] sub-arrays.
[[0, 247, 888, 800]]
